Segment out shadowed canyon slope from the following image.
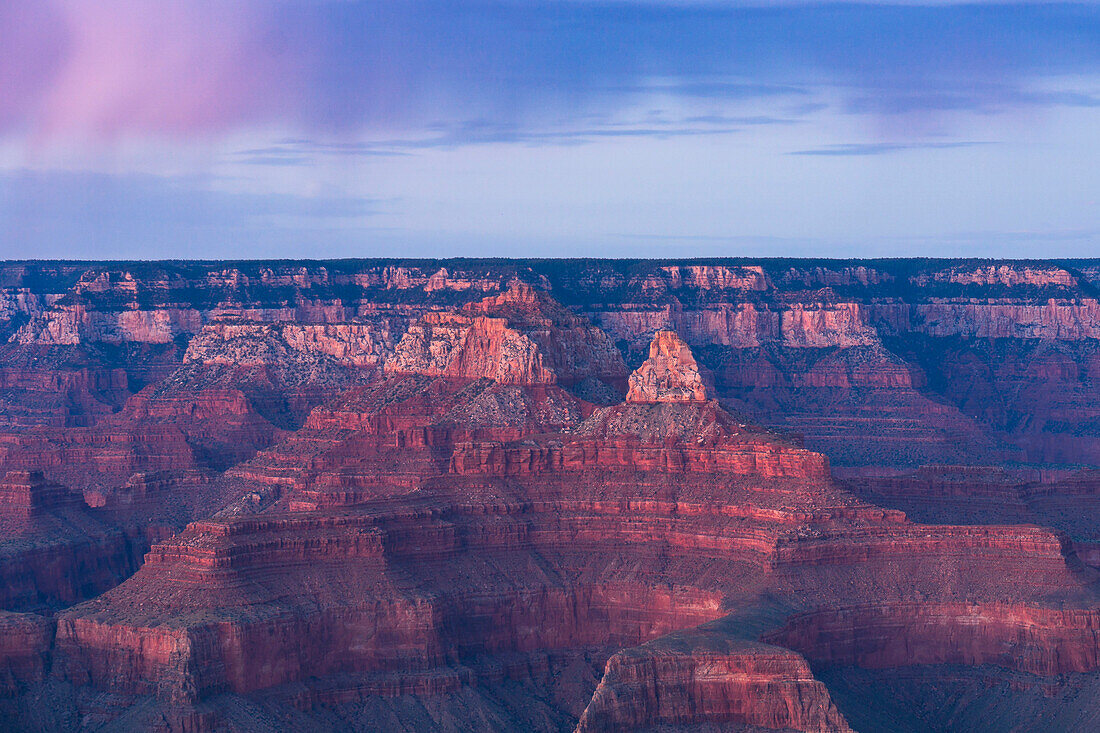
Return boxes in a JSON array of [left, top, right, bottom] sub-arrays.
[[4, 260, 1100, 731]]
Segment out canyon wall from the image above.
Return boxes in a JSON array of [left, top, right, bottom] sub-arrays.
[[2, 259, 1100, 732]]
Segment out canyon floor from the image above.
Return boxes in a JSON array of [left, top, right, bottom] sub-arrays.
[[4, 259, 1100, 731]]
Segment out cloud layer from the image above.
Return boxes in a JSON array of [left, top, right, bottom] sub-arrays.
[[4, 1, 1099, 143]]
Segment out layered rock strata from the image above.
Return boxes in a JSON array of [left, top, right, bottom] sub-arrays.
[[0, 331, 1085, 733], [4, 260, 1100, 731]]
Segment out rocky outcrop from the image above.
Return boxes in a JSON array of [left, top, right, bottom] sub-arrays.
[[386, 283, 626, 390], [782, 303, 879, 348], [637, 265, 772, 293], [184, 321, 395, 369], [578, 629, 851, 732], [14, 305, 204, 345], [626, 330, 710, 403], [0, 470, 83, 518], [386, 312, 556, 385], [912, 264, 1078, 288]]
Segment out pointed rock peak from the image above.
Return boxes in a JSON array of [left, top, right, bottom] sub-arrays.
[[626, 330, 709, 404]]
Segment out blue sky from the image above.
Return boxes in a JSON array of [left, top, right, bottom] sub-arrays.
[[1, 1, 1099, 259]]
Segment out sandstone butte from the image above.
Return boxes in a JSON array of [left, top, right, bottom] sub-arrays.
[[625, 329, 711, 403], [4, 260, 1100, 731]]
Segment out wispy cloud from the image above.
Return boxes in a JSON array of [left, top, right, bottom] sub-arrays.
[[231, 140, 412, 166], [228, 113, 801, 164], [846, 85, 1100, 116], [790, 141, 991, 156]]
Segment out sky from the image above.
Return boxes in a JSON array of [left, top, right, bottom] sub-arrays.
[[1, 1, 1099, 260]]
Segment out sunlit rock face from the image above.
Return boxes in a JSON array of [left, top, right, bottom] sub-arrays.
[[5, 259, 1100, 732], [626, 330, 710, 404], [385, 282, 627, 393]]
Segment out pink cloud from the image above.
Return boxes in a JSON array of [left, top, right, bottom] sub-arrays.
[[5, 0, 294, 143]]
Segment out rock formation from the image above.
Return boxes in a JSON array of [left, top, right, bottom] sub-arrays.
[[386, 311, 556, 385], [386, 282, 627, 394], [626, 330, 710, 403], [0, 470, 84, 518], [3, 259, 1100, 731]]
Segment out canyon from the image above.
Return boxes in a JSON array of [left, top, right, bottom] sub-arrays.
[[2, 259, 1100, 731]]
